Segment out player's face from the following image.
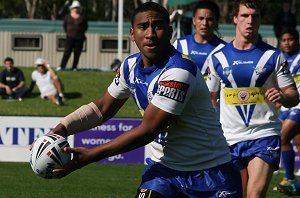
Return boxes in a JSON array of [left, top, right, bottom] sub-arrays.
[[234, 4, 260, 41], [4, 61, 14, 72], [130, 11, 172, 68], [193, 8, 216, 41], [37, 65, 47, 74], [281, 33, 298, 55]]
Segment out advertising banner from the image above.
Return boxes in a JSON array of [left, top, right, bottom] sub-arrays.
[[0, 116, 146, 164], [74, 118, 144, 164], [0, 116, 74, 162]]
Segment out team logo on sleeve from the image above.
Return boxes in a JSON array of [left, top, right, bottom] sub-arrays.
[[281, 60, 290, 75], [157, 81, 189, 103], [114, 68, 121, 86]]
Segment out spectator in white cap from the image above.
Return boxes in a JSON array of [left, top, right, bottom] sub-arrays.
[[57, 0, 88, 71], [30, 58, 65, 105]]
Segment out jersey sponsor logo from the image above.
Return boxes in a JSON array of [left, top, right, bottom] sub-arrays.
[[224, 87, 267, 105], [232, 60, 254, 65], [190, 50, 207, 56], [157, 81, 189, 103], [135, 77, 148, 86], [114, 68, 121, 86], [222, 67, 232, 77], [237, 90, 250, 102]]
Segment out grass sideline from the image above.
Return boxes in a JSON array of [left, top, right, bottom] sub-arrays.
[[0, 67, 293, 197]]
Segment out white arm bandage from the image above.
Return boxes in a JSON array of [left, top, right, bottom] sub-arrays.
[[60, 102, 103, 135]]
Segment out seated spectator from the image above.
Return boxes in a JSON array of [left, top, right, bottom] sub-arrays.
[[0, 57, 30, 101], [30, 58, 65, 105]]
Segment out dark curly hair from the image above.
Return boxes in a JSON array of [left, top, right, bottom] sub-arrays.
[[131, 2, 170, 26]]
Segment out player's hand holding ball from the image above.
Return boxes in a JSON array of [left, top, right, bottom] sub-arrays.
[[29, 134, 71, 179]]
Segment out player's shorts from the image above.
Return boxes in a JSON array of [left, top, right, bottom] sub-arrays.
[[278, 109, 300, 124], [137, 158, 242, 198], [230, 135, 281, 171]]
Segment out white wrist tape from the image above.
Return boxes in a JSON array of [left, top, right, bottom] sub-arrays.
[[60, 102, 103, 135]]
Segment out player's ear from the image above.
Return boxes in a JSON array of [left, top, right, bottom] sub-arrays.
[[233, 15, 237, 25], [130, 27, 135, 42]]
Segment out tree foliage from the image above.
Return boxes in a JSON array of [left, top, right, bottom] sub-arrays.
[[0, 0, 298, 24]]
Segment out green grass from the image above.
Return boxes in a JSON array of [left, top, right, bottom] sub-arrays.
[[0, 162, 293, 198], [0, 67, 141, 118], [0, 162, 145, 198]]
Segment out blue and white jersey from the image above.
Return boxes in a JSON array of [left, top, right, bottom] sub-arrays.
[[108, 47, 231, 171], [207, 41, 295, 145], [281, 49, 300, 111], [173, 34, 226, 77]]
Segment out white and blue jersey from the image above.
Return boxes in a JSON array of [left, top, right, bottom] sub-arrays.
[[173, 34, 226, 77], [207, 40, 295, 145], [108, 46, 231, 171], [279, 49, 300, 123]]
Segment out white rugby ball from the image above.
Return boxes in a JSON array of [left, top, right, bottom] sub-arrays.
[[30, 134, 71, 179]]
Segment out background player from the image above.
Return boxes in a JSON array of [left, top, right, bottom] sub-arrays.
[[276, 28, 300, 196], [206, 0, 299, 197], [173, 0, 226, 80], [44, 2, 242, 197]]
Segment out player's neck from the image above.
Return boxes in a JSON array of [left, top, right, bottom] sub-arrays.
[[194, 34, 214, 44], [233, 35, 259, 50]]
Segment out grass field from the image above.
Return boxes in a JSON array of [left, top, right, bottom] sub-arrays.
[[0, 162, 294, 198], [1, 162, 145, 198], [0, 67, 295, 197]]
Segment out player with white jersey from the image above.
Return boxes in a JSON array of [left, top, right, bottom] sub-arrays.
[[206, 0, 299, 197], [109, 47, 231, 172], [173, 1, 226, 79], [276, 28, 300, 196], [44, 2, 242, 197]]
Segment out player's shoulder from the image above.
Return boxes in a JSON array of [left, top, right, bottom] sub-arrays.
[[122, 52, 140, 68], [210, 40, 230, 57], [167, 47, 198, 76], [211, 35, 227, 45], [177, 34, 194, 41], [256, 40, 281, 54]]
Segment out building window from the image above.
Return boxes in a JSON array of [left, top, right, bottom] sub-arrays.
[[99, 36, 130, 52], [12, 35, 42, 51], [56, 35, 86, 52]]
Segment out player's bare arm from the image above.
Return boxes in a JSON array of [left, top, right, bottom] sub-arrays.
[[265, 84, 299, 108], [53, 100, 176, 178], [50, 91, 127, 138], [210, 91, 219, 108]]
